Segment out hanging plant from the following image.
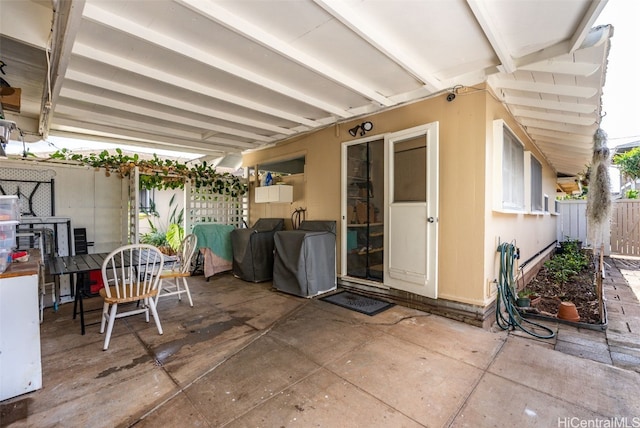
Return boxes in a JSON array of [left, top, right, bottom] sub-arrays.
[[48, 148, 247, 196]]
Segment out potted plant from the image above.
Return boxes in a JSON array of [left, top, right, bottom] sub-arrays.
[[516, 289, 533, 307], [528, 292, 541, 306], [140, 195, 184, 255]]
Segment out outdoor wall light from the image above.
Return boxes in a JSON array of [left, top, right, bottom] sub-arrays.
[[446, 85, 463, 102], [348, 121, 374, 137]]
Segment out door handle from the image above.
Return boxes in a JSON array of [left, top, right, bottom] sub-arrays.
[[427, 217, 435, 223]]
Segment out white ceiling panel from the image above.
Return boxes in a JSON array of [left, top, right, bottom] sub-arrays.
[[0, 0, 612, 175]]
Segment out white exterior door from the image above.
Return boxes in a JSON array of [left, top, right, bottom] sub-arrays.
[[384, 123, 439, 298]]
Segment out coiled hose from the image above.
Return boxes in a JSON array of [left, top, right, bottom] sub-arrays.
[[496, 242, 555, 339]]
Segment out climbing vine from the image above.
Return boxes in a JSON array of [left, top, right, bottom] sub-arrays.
[[49, 148, 247, 196]]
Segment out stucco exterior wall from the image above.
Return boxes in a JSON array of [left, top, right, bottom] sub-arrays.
[[483, 90, 558, 305], [242, 85, 557, 308]]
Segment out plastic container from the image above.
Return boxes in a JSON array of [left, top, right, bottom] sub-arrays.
[[0, 195, 20, 222], [0, 248, 11, 274], [0, 221, 19, 250]]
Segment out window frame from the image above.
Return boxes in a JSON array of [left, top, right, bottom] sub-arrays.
[[139, 187, 156, 214], [525, 151, 544, 214], [493, 120, 525, 213]]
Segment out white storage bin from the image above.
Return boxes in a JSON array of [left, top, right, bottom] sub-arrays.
[[0, 221, 19, 250], [0, 248, 10, 273], [0, 195, 20, 222]]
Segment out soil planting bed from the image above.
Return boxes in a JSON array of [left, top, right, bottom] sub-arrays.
[[525, 259, 601, 325]]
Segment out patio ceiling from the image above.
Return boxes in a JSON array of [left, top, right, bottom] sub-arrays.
[[0, 0, 611, 176]]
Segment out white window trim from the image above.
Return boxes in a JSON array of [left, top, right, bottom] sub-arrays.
[[544, 194, 550, 215], [525, 151, 544, 214], [492, 119, 525, 214]]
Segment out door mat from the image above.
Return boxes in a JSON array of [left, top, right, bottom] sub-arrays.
[[320, 291, 394, 316]]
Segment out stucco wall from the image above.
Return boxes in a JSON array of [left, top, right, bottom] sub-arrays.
[[483, 90, 558, 305], [242, 86, 557, 307]]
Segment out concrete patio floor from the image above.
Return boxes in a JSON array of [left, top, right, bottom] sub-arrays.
[[1, 257, 639, 427]]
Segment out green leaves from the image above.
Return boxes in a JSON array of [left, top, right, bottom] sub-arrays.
[[166, 223, 184, 252], [49, 149, 248, 196], [544, 240, 589, 285], [139, 230, 168, 247], [614, 147, 640, 182]]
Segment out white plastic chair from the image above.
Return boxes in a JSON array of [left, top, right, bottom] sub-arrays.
[[99, 244, 164, 350], [155, 234, 198, 307]]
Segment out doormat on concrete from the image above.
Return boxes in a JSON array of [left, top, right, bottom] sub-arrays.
[[320, 291, 394, 316]]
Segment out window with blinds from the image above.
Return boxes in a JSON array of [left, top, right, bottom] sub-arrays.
[[530, 155, 542, 212], [501, 125, 524, 211]]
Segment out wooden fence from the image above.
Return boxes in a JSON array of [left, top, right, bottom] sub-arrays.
[[611, 199, 640, 256], [557, 199, 640, 256]]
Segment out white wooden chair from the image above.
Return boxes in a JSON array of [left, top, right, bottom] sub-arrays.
[[155, 234, 198, 307], [99, 244, 164, 350]]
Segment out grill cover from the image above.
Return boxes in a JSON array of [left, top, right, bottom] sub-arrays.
[[273, 221, 336, 297], [230, 218, 284, 282]]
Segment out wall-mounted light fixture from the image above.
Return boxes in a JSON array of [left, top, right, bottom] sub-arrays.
[[446, 85, 463, 102], [348, 121, 374, 137]]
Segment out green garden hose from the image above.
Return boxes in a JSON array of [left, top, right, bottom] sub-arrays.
[[496, 242, 556, 339]]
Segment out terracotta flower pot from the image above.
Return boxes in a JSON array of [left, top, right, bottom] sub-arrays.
[[557, 301, 580, 322]]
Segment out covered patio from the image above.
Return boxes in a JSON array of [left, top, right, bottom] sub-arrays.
[[1, 2, 638, 426], [2, 258, 638, 427]]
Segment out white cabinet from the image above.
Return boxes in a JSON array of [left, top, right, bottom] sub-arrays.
[[0, 267, 42, 401], [255, 185, 293, 203]]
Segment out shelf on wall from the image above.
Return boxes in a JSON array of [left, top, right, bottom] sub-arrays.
[[255, 185, 293, 203]]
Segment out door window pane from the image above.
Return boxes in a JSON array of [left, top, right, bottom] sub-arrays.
[[394, 136, 426, 202]]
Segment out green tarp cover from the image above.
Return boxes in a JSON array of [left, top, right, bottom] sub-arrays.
[[192, 223, 235, 261]]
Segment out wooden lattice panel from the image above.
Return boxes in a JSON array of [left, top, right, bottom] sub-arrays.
[[186, 183, 245, 231], [128, 168, 140, 244]]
